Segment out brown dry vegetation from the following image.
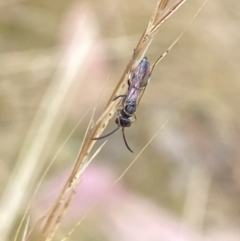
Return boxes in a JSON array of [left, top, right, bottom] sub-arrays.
[[0, 0, 240, 240]]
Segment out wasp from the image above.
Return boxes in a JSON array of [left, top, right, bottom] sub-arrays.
[[93, 57, 151, 152]]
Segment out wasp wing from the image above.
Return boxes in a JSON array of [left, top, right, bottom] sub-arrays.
[[125, 57, 151, 108]]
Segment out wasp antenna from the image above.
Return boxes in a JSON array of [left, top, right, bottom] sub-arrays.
[[122, 128, 133, 153], [93, 126, 120, 140]]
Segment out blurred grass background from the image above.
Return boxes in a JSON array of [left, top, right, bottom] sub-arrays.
[[1, 0, 240, 240]]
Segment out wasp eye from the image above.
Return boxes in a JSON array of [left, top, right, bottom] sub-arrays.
[[115, 118, 119, 125]]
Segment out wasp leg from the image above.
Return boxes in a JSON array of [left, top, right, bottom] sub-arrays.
[[132, 114, 137, 122], [128, 78, 131, 87], [112, 95, 127, 101]]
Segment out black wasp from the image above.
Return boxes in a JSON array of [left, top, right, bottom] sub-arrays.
[[93, 57, 151, 152]]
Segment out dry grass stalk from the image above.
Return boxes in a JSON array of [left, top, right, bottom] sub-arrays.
[[36, 1, 187, 240], [22, 217, 30, 241], [60, 120, 169, 241], [16, 109, 92, 241]]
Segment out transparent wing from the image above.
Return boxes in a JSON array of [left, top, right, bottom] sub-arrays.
[[125, 57, 151, 108]]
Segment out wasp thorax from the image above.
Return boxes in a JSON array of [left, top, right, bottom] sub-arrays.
[[124, 102, 136, 116]]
